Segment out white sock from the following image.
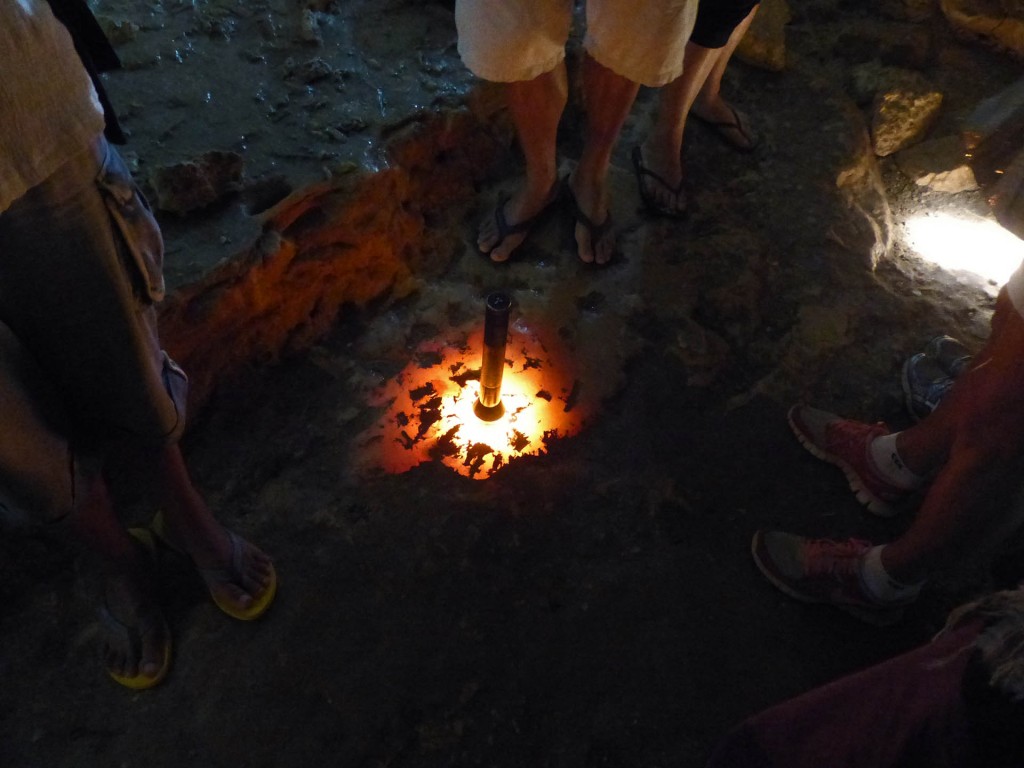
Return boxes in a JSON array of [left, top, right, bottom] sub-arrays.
[[859, 545, 924, 603], [869, 433, 924, 490]]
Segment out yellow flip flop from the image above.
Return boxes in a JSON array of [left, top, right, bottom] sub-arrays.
[[101, 527, 172, 689], [149, 512, 277, 621], [100, 605, 172, 689], [199, 529, 277, 621]]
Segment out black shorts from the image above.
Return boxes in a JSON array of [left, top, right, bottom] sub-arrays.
[[690, 0, 759, 49]]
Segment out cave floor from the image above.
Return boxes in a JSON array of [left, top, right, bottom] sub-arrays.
[[2, 2, 1024, 767]]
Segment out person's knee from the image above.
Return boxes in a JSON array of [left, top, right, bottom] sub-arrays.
[[948, 421, 1024, 480], [0, 472, 76, 529]]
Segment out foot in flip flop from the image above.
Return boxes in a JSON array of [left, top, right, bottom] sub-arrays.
[[200, 530, 277, 621], [98, 534, 172, 690], [631, 145, 687, 219], [148, 512, 277, 621], [100, 600, 172, 689], [567, 175, 615, 265], [478, 181, 562, 263], [691, 100, 758, 153]]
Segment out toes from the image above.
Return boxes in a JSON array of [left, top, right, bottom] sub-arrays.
[[104, 643, 132, 678], [99, 561, 166, 683], [574, 212, 613, 265], [241, 556, 273, 595], [477, 218, 499, 253], [139, 621, 167, 679], [651, 184, 669, 212], [662, 191, 685, 217], [477, 198, 508, 254], [223, 539, 274, 604], [575, 225, 594, 264], [103, 624, 162, 681], [645, 174, 685, 216], [214, 581, 254, 610], [477, 188, 552, 260], [490, 233, 526, 263], [659, 184, 684, 215]]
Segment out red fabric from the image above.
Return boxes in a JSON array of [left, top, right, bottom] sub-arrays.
[[707, 623, 982, 768]]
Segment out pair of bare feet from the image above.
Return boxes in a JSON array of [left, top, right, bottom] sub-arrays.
[[100, 518, 275, 688], [477, 171, 615, 266]]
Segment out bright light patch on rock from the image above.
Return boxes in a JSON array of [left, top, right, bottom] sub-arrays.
[[903, 211, 1024, 286]]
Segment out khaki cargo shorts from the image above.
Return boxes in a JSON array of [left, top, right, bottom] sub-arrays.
[[456, 0, 697, 87], [0, 137, 187, 525]]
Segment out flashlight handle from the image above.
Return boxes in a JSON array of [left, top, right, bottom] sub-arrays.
[[479, 292, 511, 409], [479, 343, 505, 408]]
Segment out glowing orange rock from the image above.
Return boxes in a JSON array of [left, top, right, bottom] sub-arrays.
[[353, 321, 587, 480]]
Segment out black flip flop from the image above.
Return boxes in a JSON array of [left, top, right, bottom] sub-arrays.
[[631, 145, 687, 220], [480, 182, 563, 263], [567, 186, 615, 266], [692, 104, 759, 153]]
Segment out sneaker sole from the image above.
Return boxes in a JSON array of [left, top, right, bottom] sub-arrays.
[[750, 532, 905, 627], [787, 407, 899, 519]]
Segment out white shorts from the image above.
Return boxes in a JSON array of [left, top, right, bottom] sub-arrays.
[[1008, 258, 1024, 319], [455, 0, 697, 88]]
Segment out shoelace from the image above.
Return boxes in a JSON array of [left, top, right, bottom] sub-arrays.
[[825, 420, 901, 492], [825, 419, 887, 454], [803, 538, 871, 578]]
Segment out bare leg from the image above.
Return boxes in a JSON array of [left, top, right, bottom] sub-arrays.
[[640, 42, 718, 215], [570, 54, 640, 264], [69, 442, 274, 680], [692, 6, 758, 124], [71, 472, 167, 681], [478, 64, 568, 262], [883, 291, 1024, 583], [149, 443, 274, 612], [640, 5, 760, 215]]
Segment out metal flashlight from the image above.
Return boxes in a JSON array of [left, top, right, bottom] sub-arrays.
[[474, 291, 512, 421]]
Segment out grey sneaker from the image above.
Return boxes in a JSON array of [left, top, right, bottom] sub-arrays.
[[923, 335, 972, 377], [751, 531, 910, 626], [901, 353, 955, 422]]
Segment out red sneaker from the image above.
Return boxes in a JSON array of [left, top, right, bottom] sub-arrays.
[[751, 531, 912, 626], [788, 404, 909, 517]]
